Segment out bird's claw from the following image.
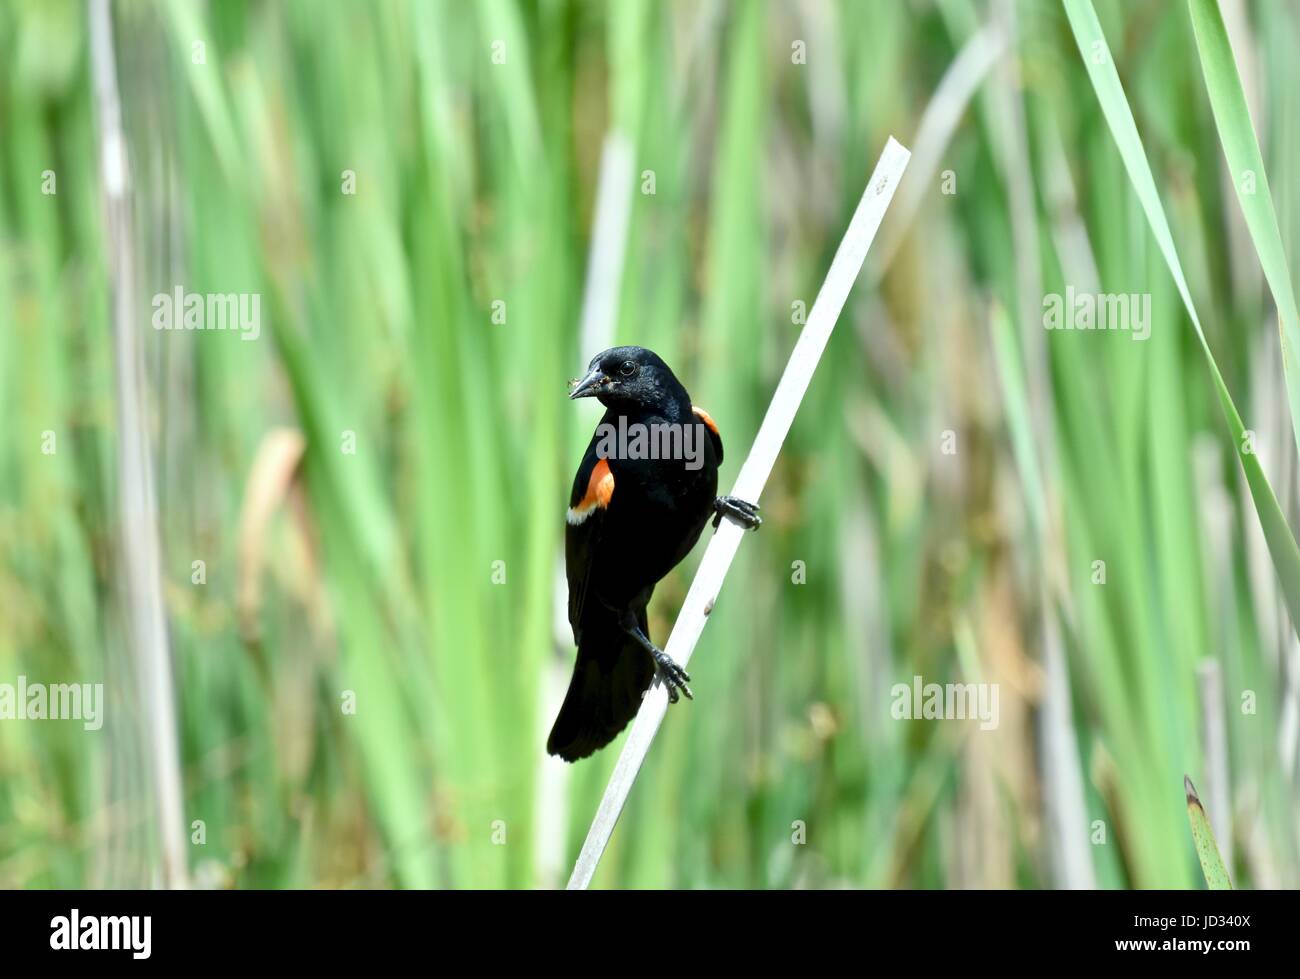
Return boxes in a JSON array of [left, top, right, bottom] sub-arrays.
[[712, 495, 762, 531], [653, 649, 693, 703]]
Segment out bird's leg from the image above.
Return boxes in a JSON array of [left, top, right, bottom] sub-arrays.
[[712, 495, 762, 531], [619, 609, 692, 703]]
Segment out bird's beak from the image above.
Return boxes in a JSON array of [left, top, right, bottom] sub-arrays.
[[568, 366, 608, 400]]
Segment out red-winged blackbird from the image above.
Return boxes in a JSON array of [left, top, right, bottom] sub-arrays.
[[547, 346, 761, 762]]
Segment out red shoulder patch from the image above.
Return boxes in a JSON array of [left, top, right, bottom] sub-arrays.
[[567, 458, 614, 525], [692, 405, 719, 437]]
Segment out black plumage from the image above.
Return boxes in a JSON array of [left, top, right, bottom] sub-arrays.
[[547, 346, 760, 761]]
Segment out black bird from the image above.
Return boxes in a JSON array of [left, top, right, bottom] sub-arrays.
[[548, 346, 761, 762]]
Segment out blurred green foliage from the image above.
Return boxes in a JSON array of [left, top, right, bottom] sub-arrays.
[[1, 0, 1298, 888]]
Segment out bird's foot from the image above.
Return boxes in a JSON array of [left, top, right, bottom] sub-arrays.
[[652, 648, 693, 703], [712, 495, 762, 531]]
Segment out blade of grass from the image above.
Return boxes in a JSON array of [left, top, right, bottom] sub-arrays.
[[1196, 660, 1234, 872], [88, 0, 188, 889], [1062, 0, 1300, 637], [1189, 0, 1300, 456], [1184, 775, 1233, 888]]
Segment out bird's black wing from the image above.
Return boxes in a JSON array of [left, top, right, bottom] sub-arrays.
[[565, 439, 612, 644], [552, 440, 657, 761]]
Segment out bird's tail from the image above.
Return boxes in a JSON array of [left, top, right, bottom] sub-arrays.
[[547, 611, 654, 762]]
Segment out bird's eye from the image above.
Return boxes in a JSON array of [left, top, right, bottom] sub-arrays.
[[619, 361, 636, 377]]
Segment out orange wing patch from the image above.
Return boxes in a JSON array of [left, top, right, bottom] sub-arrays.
[[692, 405, 720, 437], [567, 458, 615, 525]]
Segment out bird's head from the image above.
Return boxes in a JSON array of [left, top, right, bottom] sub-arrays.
[[568, 346, 676, 409]]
